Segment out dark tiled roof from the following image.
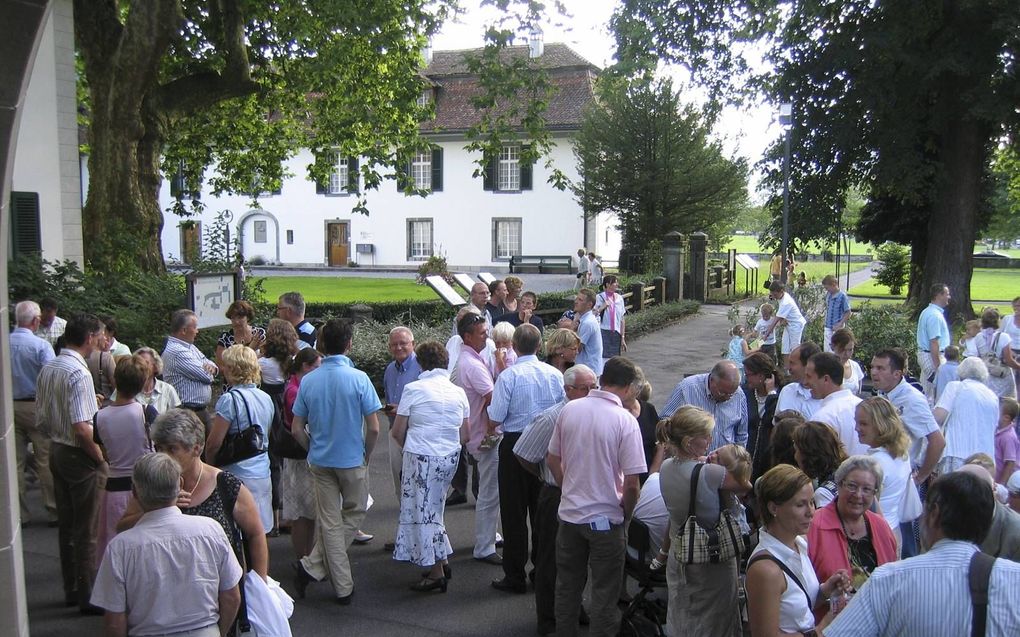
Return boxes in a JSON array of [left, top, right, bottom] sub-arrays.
[[422, 43, 599, 133]]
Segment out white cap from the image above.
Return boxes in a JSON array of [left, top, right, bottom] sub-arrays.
[[1007, 471, 1020, 497]]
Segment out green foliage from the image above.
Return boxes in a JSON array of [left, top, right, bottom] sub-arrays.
[[573, 75, 748, 273], [415, 254, 455, 286], [874, 243, 911, 295], [845, 303, 919, 373], [624, 301, 701, 339], [348, 320, 452, 396]]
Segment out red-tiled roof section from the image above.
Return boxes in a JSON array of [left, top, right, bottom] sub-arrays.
[[422, 43, 599, 133]]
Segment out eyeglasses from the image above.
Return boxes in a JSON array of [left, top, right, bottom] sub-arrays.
[[842, 481, 876, 497], [567, 384, 598, 392]]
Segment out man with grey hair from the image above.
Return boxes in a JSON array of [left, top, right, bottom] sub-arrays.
[[383, 326, 421, 497], [10, 300, 56, 524], [162, 309, 218, 428], [514, 363, 597, 635], [277, 291, 316, 346], [958, 462, 1020, 562], [661, 360, 748, 450], [934, 357, 999, 474], [92, 453, 242, 637]]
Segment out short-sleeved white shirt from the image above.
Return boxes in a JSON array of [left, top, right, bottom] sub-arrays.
[[397, 368, 469, 457], [936, 379, 998, 462], [813, 389, 867, 456], [867, 446, 911, 533], [883, 378, 940, 466], [775, 293, 806, 329]]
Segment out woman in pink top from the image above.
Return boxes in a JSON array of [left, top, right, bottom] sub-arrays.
[[94, 356, 157, 560], [282, 347, 322, 560]]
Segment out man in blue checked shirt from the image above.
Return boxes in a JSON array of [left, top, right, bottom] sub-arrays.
[[821, 275, 851, 353]]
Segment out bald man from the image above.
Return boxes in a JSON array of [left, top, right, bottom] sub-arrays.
[[661, 360, 748, 451]]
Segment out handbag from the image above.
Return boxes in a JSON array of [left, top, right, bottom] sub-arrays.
[[982, 333, 1010, 379], [213, 389, 267, 467], [899, 480, 923, 523], [264, 383, 307, 460], [672, 463, 744, 564]]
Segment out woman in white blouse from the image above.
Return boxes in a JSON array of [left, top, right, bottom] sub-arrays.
[[595, 275, 627, 357], [854, 397, 913, 542], [830, 328, 865, 396], [747, 464, 850, 636], [391, 341, 470, 593]]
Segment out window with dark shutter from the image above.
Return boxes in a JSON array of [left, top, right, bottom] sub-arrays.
[[520, 144, 533, 190], [10, 191, 41, 258], [482, 155, 496, 191], [347, 157, 359, 193], [431, 148, 443, 192]]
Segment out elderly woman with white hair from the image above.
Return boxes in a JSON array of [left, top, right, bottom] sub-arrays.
[[933, 356, 1000, 474], [112, 346, 182, 414]]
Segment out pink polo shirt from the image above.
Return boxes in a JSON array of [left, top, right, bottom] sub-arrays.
[[549, 390, 647, 525], [455, 343, 495, 455]]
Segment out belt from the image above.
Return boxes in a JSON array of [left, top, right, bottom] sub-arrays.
[[13, 397, 35, 402], [181, 403, 208, 411], [105, 476, 133, 492]]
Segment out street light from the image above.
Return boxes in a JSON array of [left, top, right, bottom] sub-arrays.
[[778, 102, 792, 285]]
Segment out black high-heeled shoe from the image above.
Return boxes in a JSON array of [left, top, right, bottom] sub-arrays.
[[420, 564, 452, 580], [410, 576, 447, 593]]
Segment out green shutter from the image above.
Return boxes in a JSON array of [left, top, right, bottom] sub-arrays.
[[431, 148, 443, 192], [483, 155, 495, 191], [10, 191, 41, 257], [348, 157, 359, 193], [520, 145, 533, 190]]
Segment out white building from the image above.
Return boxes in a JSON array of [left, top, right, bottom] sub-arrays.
[[158, 43, 621, 271]]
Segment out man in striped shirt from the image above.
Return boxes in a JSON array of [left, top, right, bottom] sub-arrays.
[[661, 360, 748, 450], [162, 309, 217, 428], [36, 313, 105, 614]]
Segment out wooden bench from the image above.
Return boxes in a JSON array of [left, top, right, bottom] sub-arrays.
[[509, 255, 574, 274]]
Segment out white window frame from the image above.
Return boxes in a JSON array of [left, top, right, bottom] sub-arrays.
[[328, 153, 349, 194], [493, 218, 522, 261], [416, 89, 432, 108], [497, 145, 521, 191], [407, 218, 433, 261], [411, 150, 432, 191]]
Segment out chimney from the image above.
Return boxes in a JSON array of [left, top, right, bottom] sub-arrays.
[[528, 28, 544, 59], [423, 40, 433, 65]]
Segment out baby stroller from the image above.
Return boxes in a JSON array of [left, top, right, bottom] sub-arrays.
[[618, 518, 667, 637]]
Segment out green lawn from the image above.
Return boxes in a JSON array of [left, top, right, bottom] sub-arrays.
[[849, 268, 1019, 303], [260, 276, 434, 303], [722, 234, 874, 256], [974, 247, 1020, 258], [728, 260, 869, 295]]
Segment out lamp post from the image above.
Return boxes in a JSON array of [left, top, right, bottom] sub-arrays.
[[778, 102, 792, 285]]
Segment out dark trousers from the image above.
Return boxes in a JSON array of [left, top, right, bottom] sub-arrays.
[[498, 432, 541, 585], [50, 443, 104, 608], [451, 444, 479, 499], [534, 483, 562, 631], [555, 520, 627, 637]]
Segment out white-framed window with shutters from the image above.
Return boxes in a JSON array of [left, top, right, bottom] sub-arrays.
[[328, 153, 349, 194], [497, 145, 520, 191], [416, 89, 432, 108], [492, 218, 522, 261], [407, 218, 433, 261], [410, 150, 432, 190]]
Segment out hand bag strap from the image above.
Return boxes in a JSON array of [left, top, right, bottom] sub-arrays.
[[685, 463, 703, 564], [969, 551, 995, 637], [748, 553, 814, 609], [228, 389, 257, 434]]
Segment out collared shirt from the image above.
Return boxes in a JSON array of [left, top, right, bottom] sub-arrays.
[[576, 310, 603, 375], [823, 539, 1020, 637], [91, 506, 242, 636], [548, 390, 646, 525], [514, 398, 568, 486], [661, 373, 748, 450], [36, 349, 98, 447], [934, 361, 958, 401], [825, 289, 851, 329], [881, 378, 940, 466], [776, 381, 821, 419], [596, 291, 627, 333], [775, 292, 806, 329], [111, 379, 181, 415], [749, 530, 819, 634], [397, 368, 469, 457], [916, 303, 950, 352], [34, 315, 66, 346], [812, 389, 867, 456], [456, 343, 496, 455], [384, 352, 422, 406], [162, 336, 215, 406], [293, 354, 382, 469], [935, 378, 998, 462], [487, 354, 565, 433], [9, 326, 54, 399]]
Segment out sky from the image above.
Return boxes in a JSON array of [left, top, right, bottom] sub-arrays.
[[431, 0, 781, 197]]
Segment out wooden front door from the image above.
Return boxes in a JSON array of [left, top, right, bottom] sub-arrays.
[[328, 222, 349, 266]]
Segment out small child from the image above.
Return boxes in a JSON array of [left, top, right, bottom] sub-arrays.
[[996, 398, 1020, 486], [755, 304, 777, 361], [934, 345, 961, 401], [961, 320, 982, 357], [726, 325, 755, 376], [491, 321, 517, 378]]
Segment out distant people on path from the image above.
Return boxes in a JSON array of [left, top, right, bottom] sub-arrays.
[[390, 342, 469, 593], [92, 453, 243, 637], [162, 309, 218, 429], [763, 281, 806, 365], [573, 288, 603, 375], [488, 324, 565, 595], [822, 471, 1020, 637], [726, 325, 756, 377], [547, 356, 647, 637], [662, 360, 748, 450], [587, 252, 603, 287], [916, 283, 952, 399], [291, 319, 382, 605], [574, 248, 590, 290], [34, 296, 66, 347], [830, 328, 865, 396], [277, 291, 316, 347], [976, 307, 1020, 398], [37, 313, 105, 614], [822, 275, 852, 353], [805, 351, 866, 456], [775, 343, 822, 420], [215, 300, 267, 376], [594, 275, 627, 357], [933, 357, 999, 474], [755, 303, 778, 361], [10, 300, 56, 525]]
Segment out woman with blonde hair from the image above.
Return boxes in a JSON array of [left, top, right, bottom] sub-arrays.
[[658, 406, 750, 636], [206, 344, 275, 532], [544, 328, 580, 373], [854, 396, 912, 540]]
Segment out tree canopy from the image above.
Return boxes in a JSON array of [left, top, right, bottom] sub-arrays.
[[612, 0, 1020, 319], [573, 76, 748, 272]]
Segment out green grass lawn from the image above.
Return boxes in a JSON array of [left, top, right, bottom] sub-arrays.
[[722, 234, 874, 256], [974, 247, 1020, 258], [260, 276, 434, 303], [849, 268, 1019, 302], [728, 260, 869, 295]]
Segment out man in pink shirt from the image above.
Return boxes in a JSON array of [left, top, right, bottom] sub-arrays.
[[547, 356, 647, 637], [454, 312, 502, 564]]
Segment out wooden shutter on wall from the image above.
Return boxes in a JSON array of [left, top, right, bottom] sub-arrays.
[[520, 144, 533, 191], [348, 157, 359, 193], [431, 148, 443, 192], [482, 155, 496, 191], [10, 192, 41, 257]]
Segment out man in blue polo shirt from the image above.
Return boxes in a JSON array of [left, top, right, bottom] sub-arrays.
[[291, 319, 382, 605], [822, 275, 851, 353], [916, 283, 952, 400]]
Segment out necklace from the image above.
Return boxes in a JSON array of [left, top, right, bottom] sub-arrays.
[[183, 462, 205, 493]]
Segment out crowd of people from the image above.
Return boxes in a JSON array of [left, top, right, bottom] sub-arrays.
[[10, 277, 1020, 636]]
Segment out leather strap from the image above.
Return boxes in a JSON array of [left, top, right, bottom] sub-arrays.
[[969, 551, 995, 637]]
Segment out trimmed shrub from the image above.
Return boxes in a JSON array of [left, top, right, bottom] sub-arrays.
[[625, 301, 701, 339]]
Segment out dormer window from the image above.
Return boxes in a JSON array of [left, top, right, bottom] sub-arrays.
[[417, 89, 432, 108]]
